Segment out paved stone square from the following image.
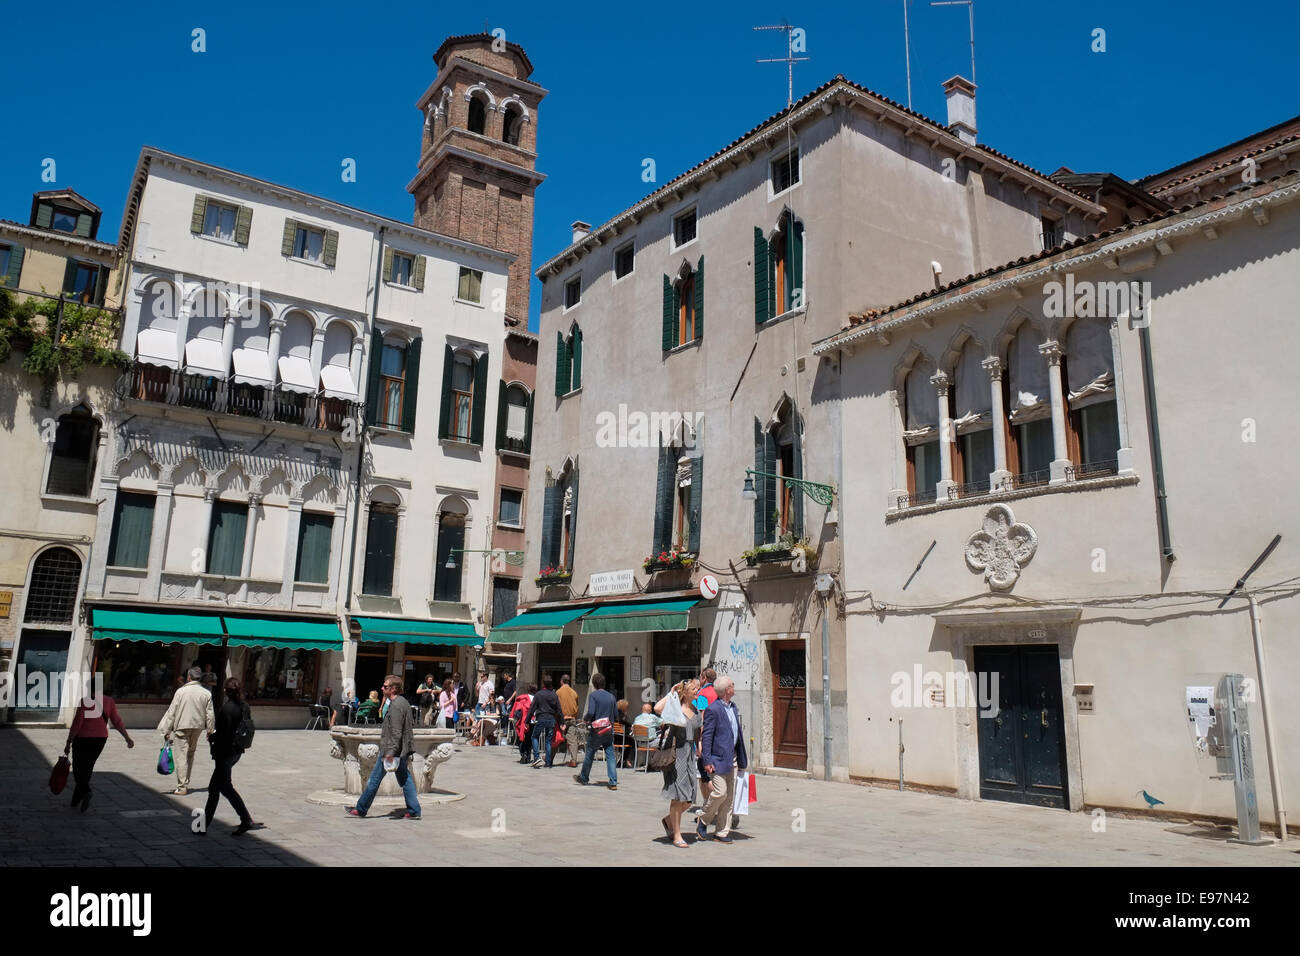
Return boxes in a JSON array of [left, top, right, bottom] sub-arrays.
[[2, 727, 1296, 867]]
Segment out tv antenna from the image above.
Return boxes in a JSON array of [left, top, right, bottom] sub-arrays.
[[930, 0, 976, 83], [903, 1, 914, 109], [755, 22, 810, 108]]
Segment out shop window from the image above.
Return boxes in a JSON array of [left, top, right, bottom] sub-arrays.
[[96, 640, 182, 700], [244, 646, 319, 702]]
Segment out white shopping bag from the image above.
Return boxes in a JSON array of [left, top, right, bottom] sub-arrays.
[[732, 771, 750, 816]]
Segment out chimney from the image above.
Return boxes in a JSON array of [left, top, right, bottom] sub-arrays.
[[571, 220, 592, 244], [942, 76, 977, 145]]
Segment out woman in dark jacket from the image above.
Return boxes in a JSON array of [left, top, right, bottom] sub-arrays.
[[204, 678, 260, 836]]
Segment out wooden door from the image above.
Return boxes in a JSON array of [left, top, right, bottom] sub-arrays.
[[974, 644, 1068, 809], [771, 640, 807, 769]]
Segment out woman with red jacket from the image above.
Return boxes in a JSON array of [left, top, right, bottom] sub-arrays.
[[63, 692, 134, 812], [511, 684, 535, 764]]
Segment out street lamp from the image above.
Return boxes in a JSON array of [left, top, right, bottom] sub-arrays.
[[740, 469, 836, 507]]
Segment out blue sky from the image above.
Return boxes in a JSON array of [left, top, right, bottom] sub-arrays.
[[4, 0, 1296, 329]]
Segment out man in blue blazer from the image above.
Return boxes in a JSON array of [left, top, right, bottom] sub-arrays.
[[697, 675, 747, 844]]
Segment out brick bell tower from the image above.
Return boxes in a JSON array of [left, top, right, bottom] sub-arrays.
[[409, 34, 546, 326]]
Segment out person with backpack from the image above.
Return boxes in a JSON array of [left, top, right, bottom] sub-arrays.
[[203, 678, 260, 836]]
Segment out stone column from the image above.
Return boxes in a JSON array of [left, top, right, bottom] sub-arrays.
[[240, 494, 262, 579], [1109, 317, 1135, 474], [199, 488, 217, 599], [266, 316, 285, 382], [173, 298, 192, 368], [1040, 341, 1072, 484], [930, 370, 956, 499], [86, 476, 120, 596], [983, 356, 1011, 491], [220, 311, 238, 373], [329, 503, 348, 608], [146, 481, 175, 600], [349, 335, 364, 395], [281, 498, 304, 607], [310, 327, 326, 383]]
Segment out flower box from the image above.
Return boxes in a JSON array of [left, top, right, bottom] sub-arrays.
[[534, 569, 572, 586], [744, 547, 795, 567], [642, 551, 695, 573]]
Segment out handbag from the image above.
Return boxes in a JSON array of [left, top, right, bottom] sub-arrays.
[[156, 744, 175, 775], [648, 726, 678, 771], [733, 771, 750, 815], [50, 755, 71, 794]]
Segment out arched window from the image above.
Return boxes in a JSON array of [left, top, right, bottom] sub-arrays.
[[24, 548, 81, 624], [752, 401, 803, 545], [362, 489, 401, 597], [652, 430, 702, 556], [1004, 323, 1052, 485], [433, 500, 468, 602], [502, 104, 523, 145], [46, 405, 99, 497], [540, 462, 578, 572], [769, 211, 805, 317], [554, 326, 582, 396], [903, 358, 941, 503], [468, 95, 487, 134], [497, 382, 532, 453], [950, 340, 993, 496], [662, 259, 704, 350], [184, 288, 226, 379], [1064, 318, 1120, 476]]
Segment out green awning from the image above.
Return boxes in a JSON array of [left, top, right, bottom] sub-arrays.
[[353, 616, 482, 647], [223, 616, 344, 652], [490, 606, 590, 644], [90, 608, 225, 647], [580, 598, 699, 635]]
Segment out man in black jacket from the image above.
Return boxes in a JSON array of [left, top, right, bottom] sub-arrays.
[[347, 675, 421, 820], [526, 676, 562, 768], [204, 678, 259, 836]]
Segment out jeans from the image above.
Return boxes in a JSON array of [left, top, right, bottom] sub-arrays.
[[356, 754, 421, 816], [532, 717, 555, 765], [204, 750, 252, 828], [578, 730, 618, 786]]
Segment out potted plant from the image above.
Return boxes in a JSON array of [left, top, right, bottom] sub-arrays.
[[642, 549, 696, 573], [534, 565, 572, 586], [742, 526, 815, 568]]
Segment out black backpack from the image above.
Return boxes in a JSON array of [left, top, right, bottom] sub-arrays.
[[232, 701, 255, 751]]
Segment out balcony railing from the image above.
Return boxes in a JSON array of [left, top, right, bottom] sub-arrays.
[[997, 468, 1052, 491], [948, 479, 991, 500], [117, 365, 360, 433], [1068, 458, 1119, 480]]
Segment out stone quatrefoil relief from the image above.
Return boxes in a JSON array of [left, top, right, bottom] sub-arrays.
[[964, 504, 1038, 591]]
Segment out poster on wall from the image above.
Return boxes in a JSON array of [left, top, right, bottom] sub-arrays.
[[629, 655, 642, 683]]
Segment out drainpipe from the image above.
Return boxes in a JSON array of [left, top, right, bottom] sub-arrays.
[[345, 227, 385, 614], [1136, 325, 1174, 562], [821, 595, 831, 782], [1247, 592, 1288, 842]]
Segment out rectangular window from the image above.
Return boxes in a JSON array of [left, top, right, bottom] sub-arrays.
[[673, 209, 697, 247], [202, 201, 238, 241], [379, 343, 406, 429], [675, 483, 690, 550], [505, 395, 527, 439], [959, 430, 995, 493], [362, 504, 398, 596], [1017, 418, 1054, 481], [772, 149, 800, 193], [0, 245, 10, 280], [1078, 401, 1120, 472], [70, 262, 99, 303], [498, 489, 523, 528], [206, 501, 248, 576], [294, 512, 334, 584], [1041, 215, 1061, 250], [450, 352, 474, 441], [563, 276, 581, 309], [678, 274, 696, 345], [458, 267, 483, 302], [391, 253, 413, 286], [491, 578, 519, 627], [614, 242, 634, 279], [46, 415, 99, 497], [293, 225, 325, 262], [107, 492, 155, 569], [51, 208, 79, 233], [910, 441, 942, 502]]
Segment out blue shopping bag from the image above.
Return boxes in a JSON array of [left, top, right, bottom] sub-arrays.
[[156, 744, 174, 776]]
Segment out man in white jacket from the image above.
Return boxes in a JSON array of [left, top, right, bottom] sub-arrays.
[[157, 666, 216, 795]]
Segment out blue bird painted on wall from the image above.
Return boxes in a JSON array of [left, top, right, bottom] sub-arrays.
[[1136, 789, 1165, 808]]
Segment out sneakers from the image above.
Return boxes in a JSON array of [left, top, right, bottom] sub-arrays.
[[607, 784, 618, 791], [346, 808, 366, 818], [171, 787, 188, 796], [573, 774, 588, 785], [404, 812, 421, 820], [695, 819, 708, 841], [531, 758, 544, 768]]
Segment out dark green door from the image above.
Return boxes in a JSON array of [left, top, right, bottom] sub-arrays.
[[974, 644, 1068, 809], [16, 630, 71, 720]]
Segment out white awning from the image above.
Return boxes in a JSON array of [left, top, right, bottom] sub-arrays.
[[278, 355, 316, 394], [232, 348, 273, 386], [1066, 319, 1115, 410], [184, 338, 226, 378], [136, 328, 178, 369], [319, 364, 357, 399]]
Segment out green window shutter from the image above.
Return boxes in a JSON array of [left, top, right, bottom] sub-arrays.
[[652, 442, 675, 554], [433, 517, 466, 602], [281, 219, 298, 256], [791, 413, 804, 538], [107, 492, 155, 569], [695, 256, 704, 341], [688, 456, 703, 554], [437, 343, 455, 439], [792, 221, 804, 308], [570, 327, 582, 390], [469, 350, 488, 445], [764, 429, 777, 542], [565, 469, 579, 570], [190, 197, 208, 234], [768, 236, 780, 318], [364, 329, 384, 426], [413, 255, 427, 291], [294, 512, 334, 584], [322, 229, 339, 267], [523, 390, 534, 454], [553, 331, 569, 397], [495, 380, 508, 449], [235, 205, 253, 244], [400, 335, 422, 433], [207, 501, 248, 576], [2, 244, 24, 287], [540, 484, 562, 568], [95, 265, 109, 305], [661, 275, 673, 352], [754, 227, 768, 324], [36, 204, 53, 230], [62, 259, 79, 296], [671, 285, 680, 346], [75, 213, 93, 238], [382, 248, 394, 282], [753, 420, 766, 547], [362, 507, 398, 596]]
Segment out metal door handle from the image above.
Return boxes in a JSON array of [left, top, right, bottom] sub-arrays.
[[1041, 709, 1048, 728]]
